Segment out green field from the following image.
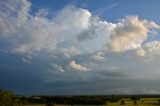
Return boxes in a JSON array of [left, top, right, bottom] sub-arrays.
[[23, 98, 160, 106], [106, 98, 160, 106]]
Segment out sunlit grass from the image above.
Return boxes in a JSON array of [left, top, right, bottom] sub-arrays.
[[107, 98, 160, 106]]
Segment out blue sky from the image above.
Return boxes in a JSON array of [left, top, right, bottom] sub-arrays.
[[1, 0, 160, 95], [30, 0, 160, 22]]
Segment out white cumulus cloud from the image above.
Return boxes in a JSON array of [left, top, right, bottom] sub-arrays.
[[137, 41, 160, 57], [107, 16, 160, 52], [92, 51, 105, 61], [69, 60, 90, 72]]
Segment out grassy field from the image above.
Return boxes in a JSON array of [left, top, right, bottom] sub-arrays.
[[106, 98, 160, 106], [24, 98, 160, 106]]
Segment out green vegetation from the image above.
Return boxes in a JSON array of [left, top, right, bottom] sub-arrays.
[[0, 89, 13, 106], [1, 88, 160, 106]]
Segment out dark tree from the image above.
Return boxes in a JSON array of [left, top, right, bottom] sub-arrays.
[[120, 100, 125, 105]]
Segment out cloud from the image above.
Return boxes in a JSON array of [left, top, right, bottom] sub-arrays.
[[92, 51, 104, 61], [51, 64, 65, 73], [1, 0, 160, 95], [63, 47, 81, 58], [95, 3, 118, 16], [0, 49, 9, 54], [0, 1, 93, 55], [76, 16, 160, 53], [136, 48, 146, 57], [77, 18, 113, 42], [137, 41, 160, 57], [59, 66, 65, 73], [69, 60, 90, 72], [109, 87, 160, 94], [1, 0, 160, 56], [108, 66, 119, 70], [107, 16, 160, 52], [22, 57, 31, 63], [0, 0, 31, 38], [12, 44, 29, 54]]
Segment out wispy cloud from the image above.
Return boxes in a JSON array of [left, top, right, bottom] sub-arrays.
[[95, 3, 118, 16]]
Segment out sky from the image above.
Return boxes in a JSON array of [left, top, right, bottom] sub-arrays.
[[0, 0, 160, 95]]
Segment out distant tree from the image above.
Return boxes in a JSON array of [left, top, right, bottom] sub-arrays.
[[133, 100, 137, 105], [120, 100, 125, 105], [19, 96, 28, 105], [12, 97, 21, 106], [106, 95, 121, 102], [131, 96, 141, 101]]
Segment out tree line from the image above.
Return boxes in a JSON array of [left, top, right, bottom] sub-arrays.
[[1, 88, 160, 106]]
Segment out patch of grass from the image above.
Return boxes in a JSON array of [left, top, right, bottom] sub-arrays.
[[107, 98, 160, 106]]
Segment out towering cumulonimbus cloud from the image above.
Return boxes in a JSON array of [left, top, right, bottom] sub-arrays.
[[0, 0, 93, 55], [1, 0, 160, 56], [107, 16, 160, 52]]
